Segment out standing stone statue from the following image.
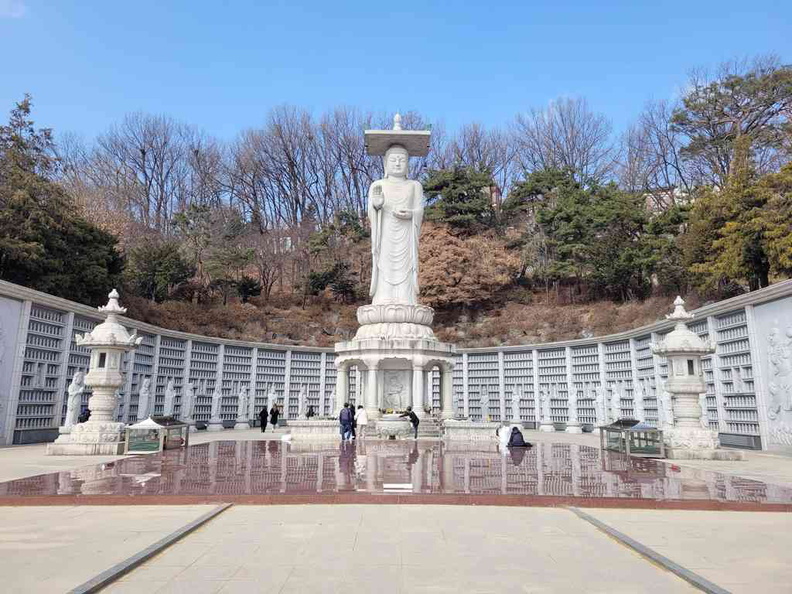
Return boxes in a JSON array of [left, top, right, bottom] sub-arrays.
[[542, 388, 553, 423], [638, 384, 648, 423], [179, 382, 198, 433], [208, 382, 224, 431], [566, 387, 582, 434], [594, 386, 607, 429], [368, 115, 424, 305], [511, 387, 522, 423], [64, 371, 86, 428], [182, 382, 195, 421], [235, 385, 251, 430], [479, 388, 490, 422], [539, 387, 555, 432], [610, 384, 622, 423], [297, 384, 307, 419], [137, 377, 152, 421], [210, 383, 222, 420], [163, 379, 177, 416], [266, 384, 276, 416], [236, 385, 249, 419]]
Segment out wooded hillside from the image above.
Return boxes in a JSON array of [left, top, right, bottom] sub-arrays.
[[1, 56, 790, 346]]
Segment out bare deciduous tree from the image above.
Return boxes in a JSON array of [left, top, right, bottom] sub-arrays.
[[618, 100, 692, 209], [514, 97, 616, 185]]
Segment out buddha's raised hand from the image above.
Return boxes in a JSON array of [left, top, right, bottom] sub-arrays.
[[372, 185, 384, 208]]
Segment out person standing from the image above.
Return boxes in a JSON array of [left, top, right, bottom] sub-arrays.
[[259, 407, 268, 433], [339, 403, 354, 441], [355, 405, 369, 440], [306, 405, 316, 419], [269, 404, 280, 430], [400, 406, 420, 440]]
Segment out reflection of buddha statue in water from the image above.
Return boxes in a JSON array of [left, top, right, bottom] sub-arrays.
[[368, 143, 424, 305]]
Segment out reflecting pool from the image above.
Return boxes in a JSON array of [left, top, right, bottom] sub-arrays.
[[1, 440, 789, 509]]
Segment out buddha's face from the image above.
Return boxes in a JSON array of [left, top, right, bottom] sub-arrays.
[[385, 147, 408, 178]]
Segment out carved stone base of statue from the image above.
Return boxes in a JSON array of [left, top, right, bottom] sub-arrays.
[[207, 417, 225, 432], [354, 305, 436, 341], [335, 306, 456, 426], [181, 417, 197, 433], [375, 415, 413, 439], [357, 304, 434, 325], [289, 419, 341, 441], [47, 420, 126, 455], [565, 421, 583, 434], [443, 419, 500, 441], [539, 420, 556, 432], [663, 427, 745, 460]]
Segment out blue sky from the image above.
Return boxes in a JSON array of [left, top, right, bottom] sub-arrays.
[[0, 0, 789, 142]]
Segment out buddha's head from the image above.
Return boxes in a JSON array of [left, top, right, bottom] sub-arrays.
[[384, 144, 409, 179]]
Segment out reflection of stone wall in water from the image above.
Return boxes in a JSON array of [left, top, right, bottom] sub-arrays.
[[384, 371, 409, 410]]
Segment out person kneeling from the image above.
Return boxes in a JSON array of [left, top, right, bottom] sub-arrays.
[[507, 426, 531, 448]]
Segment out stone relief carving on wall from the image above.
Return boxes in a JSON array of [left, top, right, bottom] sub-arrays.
[[383, 370, 408, 410], [767, 321, 792, 445]]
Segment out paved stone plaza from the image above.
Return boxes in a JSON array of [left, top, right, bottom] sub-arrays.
[[0, 503, 790, 593]]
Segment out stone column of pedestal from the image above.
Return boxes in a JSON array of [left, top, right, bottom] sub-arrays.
[[441, 366, 454, 420], [335, 364, 348, 414], [365, 363, 379, 419], [412, 364, 425, 418]]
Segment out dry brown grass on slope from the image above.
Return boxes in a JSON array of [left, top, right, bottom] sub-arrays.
[[432, 295, 692, 347], [125, 296, 360, 347], [125, 293, 690, 348]]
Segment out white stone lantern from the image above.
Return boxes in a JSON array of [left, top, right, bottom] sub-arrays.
[[47, 290, 143, 455], [651, 297, 742, 460]]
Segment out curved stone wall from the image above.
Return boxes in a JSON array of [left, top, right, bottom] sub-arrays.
[[1, 279, 791, 449]]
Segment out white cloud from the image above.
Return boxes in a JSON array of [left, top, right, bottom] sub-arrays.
[[0, 0, 27, 19]]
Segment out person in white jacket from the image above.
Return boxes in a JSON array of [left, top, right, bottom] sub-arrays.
[[355, 405, 369, 440]]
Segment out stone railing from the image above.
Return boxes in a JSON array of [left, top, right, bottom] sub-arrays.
[[1, 279, 791, 449]]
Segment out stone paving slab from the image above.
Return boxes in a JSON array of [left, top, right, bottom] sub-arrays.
[[104, 505, 697, 594], [586, 508, 792, 593], [0, 505, 214, 593]]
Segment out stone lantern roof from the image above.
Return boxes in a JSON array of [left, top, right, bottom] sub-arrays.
[[75, 289, 143, 349], [651, 297, 714, 356]]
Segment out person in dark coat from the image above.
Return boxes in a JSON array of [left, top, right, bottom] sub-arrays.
[[306, 405, 316, 419], [78, 408, 91, 423], [339, 403, 354, 441], [259, 407, 268, 432], [507, 426, 531, 448], [269, 404, 280, 429], [399, 406, 420, 439]]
